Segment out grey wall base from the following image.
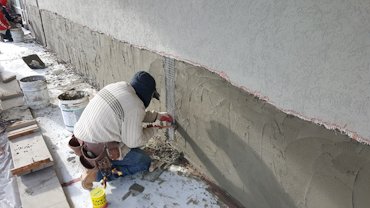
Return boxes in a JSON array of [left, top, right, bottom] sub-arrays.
[[26, 5, 46, 46], [174, 62, 370, 208], [31, 9, 370, 208], [41, 10, 163, 90]]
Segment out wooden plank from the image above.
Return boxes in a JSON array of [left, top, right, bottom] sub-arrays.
[[7, 124, 39, 140], [2, 74, 16, 83], [0, 79, 24, 109], [0, 79, 22, 99], [9, 132, 54, 176], [1, 96, 24, 110], [17, 167, 70, 208], [0, 107, 33, 121], [4, 107, 69, 207], [0, 68, 17, 83], [7, 119, 37, 131], [0, 91, 23, 100], [11, 158, 53, 176]]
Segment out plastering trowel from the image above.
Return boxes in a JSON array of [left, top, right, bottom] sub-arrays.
[[121, 183, 145, 200]]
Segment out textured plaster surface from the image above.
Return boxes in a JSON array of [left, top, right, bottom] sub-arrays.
[[34, 0, 370, 142], [25, 0, 38, 7], [25, 5, 45, 46], [30, 10, 370, 208], [174, 61, 370, 208], [40, 11, 163, 92], [40, 11, 167, 114]]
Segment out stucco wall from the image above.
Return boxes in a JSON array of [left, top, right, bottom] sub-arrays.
[[28, 9, 370, 208], [25, 4, 45, 45], [174, 60, 370, 208], [31, 0, 370, 143]]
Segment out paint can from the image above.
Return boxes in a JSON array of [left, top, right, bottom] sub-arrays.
[[90, 187, 107, 208], [10, 28, 24, 43], [58, 90, 89, 132], [19, 75, 50, 109]]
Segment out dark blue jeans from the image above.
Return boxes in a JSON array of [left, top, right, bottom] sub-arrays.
[[96, 148, 151, 181]]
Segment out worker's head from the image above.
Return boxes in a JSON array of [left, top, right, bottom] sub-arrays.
[[130, 71, 160, 108]]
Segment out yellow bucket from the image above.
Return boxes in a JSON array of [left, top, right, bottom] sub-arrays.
[[90, 187, 107, 208]]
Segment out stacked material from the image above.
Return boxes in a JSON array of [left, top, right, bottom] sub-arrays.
[[0, 66, 69, 207]]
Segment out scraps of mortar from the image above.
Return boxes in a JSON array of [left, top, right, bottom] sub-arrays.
[[144, 136, 181, 164]]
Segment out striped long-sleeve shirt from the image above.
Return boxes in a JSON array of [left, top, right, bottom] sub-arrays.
[[74, 81, 158, 149]]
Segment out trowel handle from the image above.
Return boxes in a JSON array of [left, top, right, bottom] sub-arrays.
[[146, 124, 173, 129]]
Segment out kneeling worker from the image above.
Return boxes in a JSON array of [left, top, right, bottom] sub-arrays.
[[71, 71, 173, 190]]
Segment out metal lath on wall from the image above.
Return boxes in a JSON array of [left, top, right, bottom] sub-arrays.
[[164, 57, 175, 140]]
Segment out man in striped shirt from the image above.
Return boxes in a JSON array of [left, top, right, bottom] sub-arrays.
[[72, 71, 173, 190]]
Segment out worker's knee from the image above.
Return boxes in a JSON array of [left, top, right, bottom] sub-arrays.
[[130, 148, 151, 166], [139, 151, 151, 167]]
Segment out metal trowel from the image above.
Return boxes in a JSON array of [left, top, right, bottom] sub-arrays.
[[121, 183, 145, 200]]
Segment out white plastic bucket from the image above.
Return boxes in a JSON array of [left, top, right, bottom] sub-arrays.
[[19, 75, 50, 109], [10, 28, 24, 43], [58, 90, 89, 132]]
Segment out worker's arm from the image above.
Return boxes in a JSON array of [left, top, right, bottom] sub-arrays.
[[121, 108, 156, 148], [143, 110, 173, 123]]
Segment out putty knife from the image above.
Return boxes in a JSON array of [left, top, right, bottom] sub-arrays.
[[121, 183, 145, 201]]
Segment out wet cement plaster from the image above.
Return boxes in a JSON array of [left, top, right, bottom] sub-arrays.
[[26, 9, 370, 208], [174, 61, 370, 208]]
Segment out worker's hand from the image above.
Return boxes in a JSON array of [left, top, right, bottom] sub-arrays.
[[157, 112, 173, 123]]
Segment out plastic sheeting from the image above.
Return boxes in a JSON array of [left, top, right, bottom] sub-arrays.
[[0, 133, 21, 208]]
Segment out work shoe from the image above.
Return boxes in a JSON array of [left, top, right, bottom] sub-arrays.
[[149, 159, 165, 172], [81, 168, 98, 190]]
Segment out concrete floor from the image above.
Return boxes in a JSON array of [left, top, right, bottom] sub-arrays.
[[0, 40, 227, 208]]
